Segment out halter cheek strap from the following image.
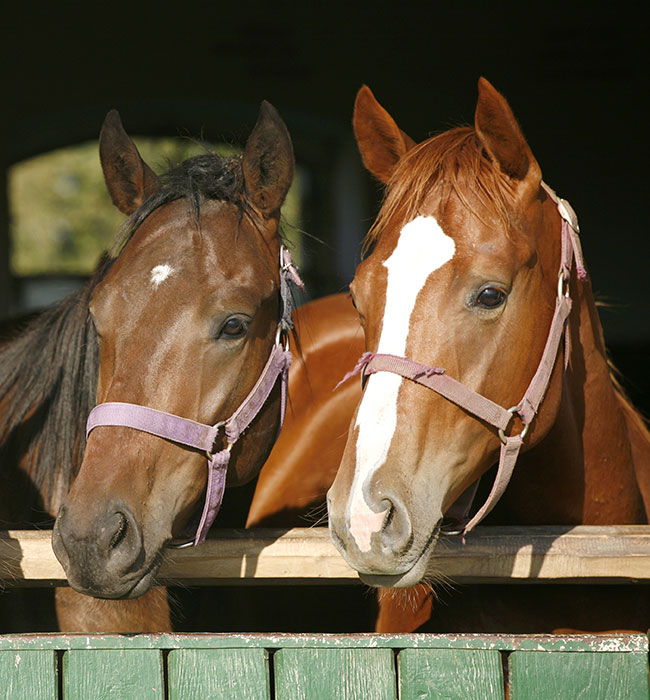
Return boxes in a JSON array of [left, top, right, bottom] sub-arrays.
[[340, 183, 586, 536], [86, 246, 303, 546]]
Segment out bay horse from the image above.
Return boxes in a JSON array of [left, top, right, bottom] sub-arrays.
[[1, 101, 296, 631], [248, 79, 650, 633]]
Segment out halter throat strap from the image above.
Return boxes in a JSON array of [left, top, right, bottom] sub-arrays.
[[341, 183, 585, 536], [86, 246, 302, 546]]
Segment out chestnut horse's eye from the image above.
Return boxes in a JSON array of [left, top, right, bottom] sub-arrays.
[[220, 317, 248, 339], [476, 287, 506, 309]]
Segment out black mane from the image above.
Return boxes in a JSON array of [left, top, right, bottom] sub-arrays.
[[0, 275, 102, 523], [116, 153, 247, 250], [0, 152, 248, 523]]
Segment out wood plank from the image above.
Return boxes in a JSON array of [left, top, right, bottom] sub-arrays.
[[63, 649, 164, 700], [0, 650, 57, 700], [0, 632, 646, 653], [273, 648, 397, 700], [509, 650, 650, 700], [399, 648, 505, 700], [5, 526, 650, 585], [167, 648, 270, 700]]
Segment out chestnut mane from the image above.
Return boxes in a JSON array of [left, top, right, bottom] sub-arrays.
[[364, 127, 515, 253]]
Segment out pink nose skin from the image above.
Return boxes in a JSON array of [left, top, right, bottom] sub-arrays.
[[349, 504, 387, 552]]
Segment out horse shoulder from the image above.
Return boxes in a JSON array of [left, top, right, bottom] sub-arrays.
[[247, 293, 363, 527]]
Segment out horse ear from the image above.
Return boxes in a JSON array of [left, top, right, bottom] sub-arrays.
[[242, 101, 294, 218], [474, 78, 541, 193], [99, 110, 161, 216], [353, 85, 416, 184]]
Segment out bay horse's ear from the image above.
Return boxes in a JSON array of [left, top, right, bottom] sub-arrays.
[[99, 110, 161, 216], [474, 78, 541, 195], [353, 85, 416, 184], [242, 101, 294, 218]]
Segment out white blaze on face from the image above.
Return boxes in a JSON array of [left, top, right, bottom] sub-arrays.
[[150, 264, 174, 288], [348, 215, 455, 552]]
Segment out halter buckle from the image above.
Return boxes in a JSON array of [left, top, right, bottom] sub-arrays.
[[498, 406, 530, 445], [556, 197, 580, 233]]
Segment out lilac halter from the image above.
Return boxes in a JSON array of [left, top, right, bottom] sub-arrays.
[[86, 246, 303, 546], [341, 183, 586, 537]]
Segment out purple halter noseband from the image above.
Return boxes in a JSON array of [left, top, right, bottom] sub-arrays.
[[341, 183, 586, 537], [86, 245, 303, 547]]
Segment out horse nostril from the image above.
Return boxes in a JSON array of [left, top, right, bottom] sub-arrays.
[[102, 505, 143, 574], [109, 512, 128, 550], [379, 496, 412, 555], [382, 501, 395, 530]]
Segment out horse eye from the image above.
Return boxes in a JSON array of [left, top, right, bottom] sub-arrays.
[[476, 287, 506, 309], [220, 317, 248, 338]]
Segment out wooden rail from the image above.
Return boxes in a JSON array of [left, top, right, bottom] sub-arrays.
[[2, 526, 650, 586], [2, 632, 648, 699]]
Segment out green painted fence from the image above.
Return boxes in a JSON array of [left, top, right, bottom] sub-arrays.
[[0, 632, 647, 699]]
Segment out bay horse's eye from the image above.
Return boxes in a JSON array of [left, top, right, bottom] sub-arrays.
[[219, 317, 249, 339], [476, 287, 506, 309]]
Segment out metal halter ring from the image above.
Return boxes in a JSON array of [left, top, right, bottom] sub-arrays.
[[275, 324, 290, 351], [206, 440, 233, 461], [439, 518, 465, 536], [205, 420, 227, 460], [280, 244, 291, 271], [557, 269, 570, 300], [498, 406, 530, 445]]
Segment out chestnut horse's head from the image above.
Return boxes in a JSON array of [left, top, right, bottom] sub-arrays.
[[53, 102, 295, 598], [328, 79, 572, 586]]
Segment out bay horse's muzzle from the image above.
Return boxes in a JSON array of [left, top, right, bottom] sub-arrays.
[[53, 501, 151, 599]]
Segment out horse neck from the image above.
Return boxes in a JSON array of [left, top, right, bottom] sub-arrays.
[[501, 274, 647, 525]]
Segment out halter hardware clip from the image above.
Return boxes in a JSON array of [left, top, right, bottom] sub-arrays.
[[498, 406, 530, 445]]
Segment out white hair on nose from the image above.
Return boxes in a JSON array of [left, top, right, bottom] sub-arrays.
[[348, 215, 455, 552]]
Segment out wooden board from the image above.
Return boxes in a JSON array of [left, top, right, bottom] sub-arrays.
[[167, 648, 270, 700], [0, 634, 646, 699], [0, 649, 57, 700], [4, 526, 650, 586], [273, 648, 397, 700], [0, 632, 647, 653], [509, 650, 650, 699], [63, 649, 164, 700], [398, 648, 505, 700]]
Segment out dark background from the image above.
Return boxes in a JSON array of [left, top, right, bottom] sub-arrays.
[[2, 0, 648, 410]]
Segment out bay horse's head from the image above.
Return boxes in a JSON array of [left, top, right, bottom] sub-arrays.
[[53, 103, 295, 598], [328, 79, 575, 586]]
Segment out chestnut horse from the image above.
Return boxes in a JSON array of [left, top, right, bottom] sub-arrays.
[[1, 101, 296, 631], [249, 79, 650, 633]]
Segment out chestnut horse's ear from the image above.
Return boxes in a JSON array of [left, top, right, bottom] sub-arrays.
[[353, 85, 416, 184], [242, 101, 294, 218], [474, 78, 541, 194], [99, 110, 161, 216]]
